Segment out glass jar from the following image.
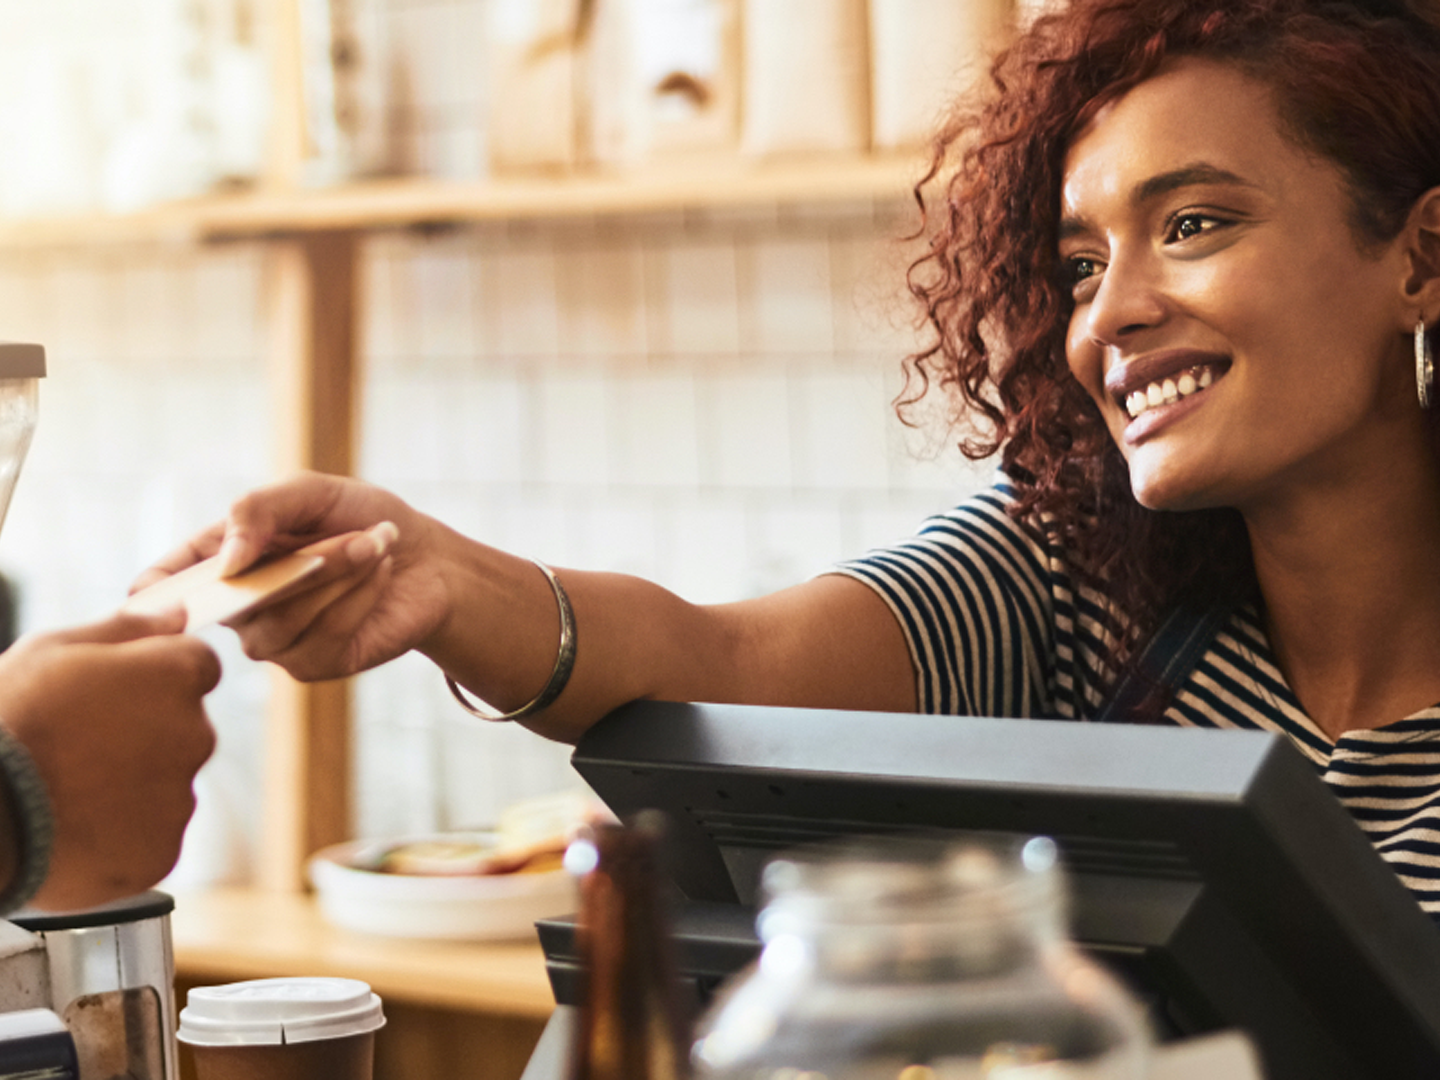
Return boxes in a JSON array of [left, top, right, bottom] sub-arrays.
[[691, 833, 1152, 1079]]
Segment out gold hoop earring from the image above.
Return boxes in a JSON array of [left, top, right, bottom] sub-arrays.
[[1418, 318, 1434, 410]]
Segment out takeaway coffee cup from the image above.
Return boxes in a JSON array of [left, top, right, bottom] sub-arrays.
[[177, 976, 384, 1080]]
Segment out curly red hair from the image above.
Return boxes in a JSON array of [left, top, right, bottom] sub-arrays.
[[903, 0, 1440, 669]]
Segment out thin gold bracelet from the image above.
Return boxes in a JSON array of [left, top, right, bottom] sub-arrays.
[[444, 558, 576, 721]]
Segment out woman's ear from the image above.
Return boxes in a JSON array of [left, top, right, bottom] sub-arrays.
[[1403, 185, 1440, 320]]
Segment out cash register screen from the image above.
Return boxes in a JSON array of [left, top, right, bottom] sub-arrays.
[[568, 700, 1440, 1080]]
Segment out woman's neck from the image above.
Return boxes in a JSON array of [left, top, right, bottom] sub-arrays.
[[1244, 447, 1440, 740]]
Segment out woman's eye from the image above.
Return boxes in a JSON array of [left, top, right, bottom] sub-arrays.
[[1066, 256, 1101, 284], [1166, 213, 1224, 242], [1065, 256, 1103, 298]]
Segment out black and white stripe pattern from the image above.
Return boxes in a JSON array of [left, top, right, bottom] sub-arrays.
[[834, 474, 1440, 920]]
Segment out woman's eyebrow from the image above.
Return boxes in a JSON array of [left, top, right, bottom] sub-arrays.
[[1058, 161, 1259, 242], [1131, 161, 1258, 206]]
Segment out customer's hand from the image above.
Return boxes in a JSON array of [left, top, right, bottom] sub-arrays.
[[0, 610, 220, 910], [133, 471, 449, 682]]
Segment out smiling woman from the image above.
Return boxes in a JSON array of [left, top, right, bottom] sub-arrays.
[[902, 0, 1440, 676], [1059, 58, 1418, 519], [136, 0, 1440, 925]]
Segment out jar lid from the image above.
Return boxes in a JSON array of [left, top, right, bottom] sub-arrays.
[[757, 833, 1064, 937], [178, 977, 385, 1047], [0, 344, 44, 379]]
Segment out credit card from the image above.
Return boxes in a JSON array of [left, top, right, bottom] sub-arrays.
[[122, 550, 325, 631]]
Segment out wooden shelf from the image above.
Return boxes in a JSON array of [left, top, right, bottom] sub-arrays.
[[0, 154, 924, 249], [170, 887, 557, 1019]]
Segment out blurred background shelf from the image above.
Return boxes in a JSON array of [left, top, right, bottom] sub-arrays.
[[0, 0, 960, 900], [0, 154, 923, 248]]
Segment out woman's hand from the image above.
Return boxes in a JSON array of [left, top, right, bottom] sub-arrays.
[[132, 471, 452, 682], [0, 610, 220, 911]]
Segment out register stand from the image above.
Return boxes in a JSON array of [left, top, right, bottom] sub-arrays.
[[518, 700, 1440, 1080]]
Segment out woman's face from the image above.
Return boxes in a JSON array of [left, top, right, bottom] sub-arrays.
[[1060, 57, 1418, 514]]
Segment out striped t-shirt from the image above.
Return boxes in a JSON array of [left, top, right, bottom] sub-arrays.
[[833, 475, 1440, 919]]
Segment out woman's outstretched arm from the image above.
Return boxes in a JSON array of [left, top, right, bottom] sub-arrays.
[[135, 471, 917, 744]]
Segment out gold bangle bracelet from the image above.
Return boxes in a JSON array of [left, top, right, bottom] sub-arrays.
[[444, 558, 576, 721]]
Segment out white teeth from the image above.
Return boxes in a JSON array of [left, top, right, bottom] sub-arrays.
[[1122, 366, 1220, 420]]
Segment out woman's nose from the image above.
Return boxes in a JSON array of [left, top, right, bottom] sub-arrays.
[[1083, 252, 1167, 348]]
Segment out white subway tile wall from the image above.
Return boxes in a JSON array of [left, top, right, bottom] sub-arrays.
[[0, 0, 1005, 883]]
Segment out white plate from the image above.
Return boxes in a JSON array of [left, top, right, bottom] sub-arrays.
[[308, 837, 577, 941]]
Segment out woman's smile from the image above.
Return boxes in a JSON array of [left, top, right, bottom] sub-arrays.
[[1119, 364, 1220, 420], [1104, 349, 1230, 443], [1059, 58, 1416, 514]]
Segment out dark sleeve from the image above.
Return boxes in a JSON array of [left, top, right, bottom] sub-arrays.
[[0, 728, 53, 914]]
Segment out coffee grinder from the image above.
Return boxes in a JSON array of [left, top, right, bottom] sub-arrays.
[[8, 892, 179, 1080]]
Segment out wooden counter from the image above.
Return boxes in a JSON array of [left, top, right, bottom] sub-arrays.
[[170, 887, 555, 1080]]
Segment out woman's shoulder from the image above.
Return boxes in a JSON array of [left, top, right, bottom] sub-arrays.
[[836, 467, 1081, 613], [911, 469, 1058, 555]]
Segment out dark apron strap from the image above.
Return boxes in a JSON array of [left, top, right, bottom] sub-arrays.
[[1096, 603, 1230, 723]]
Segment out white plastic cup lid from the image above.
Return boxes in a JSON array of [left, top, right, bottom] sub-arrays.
[[178, 977, 385, 1047]]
